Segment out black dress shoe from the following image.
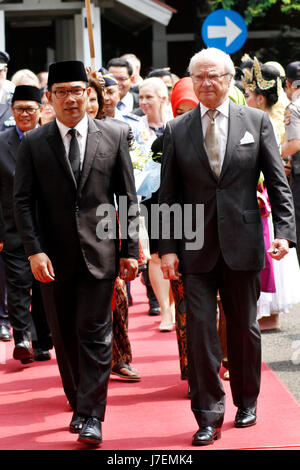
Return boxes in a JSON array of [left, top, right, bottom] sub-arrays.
[[13, 340, 34, 363], [78, 417, 102, 445], [234, 405, 257, 428], [192, 426, 221, 446], [148, 307, 161, 316], [69, 412, 86, 434], [34, 348, 51, 361], [0, 324, 12, 341]]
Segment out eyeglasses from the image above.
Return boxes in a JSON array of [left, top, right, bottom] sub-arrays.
[[52, 87, 87, 99], [191, 72, 229, 84], [116, 77, 130, 82], [13, 106, 40, 116]]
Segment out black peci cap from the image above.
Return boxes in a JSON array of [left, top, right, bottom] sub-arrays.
[[12, 85, 42, 104], [47, 61, 88, 88]]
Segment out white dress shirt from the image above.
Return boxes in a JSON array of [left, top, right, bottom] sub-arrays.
[[118, 91, 134, 113], [200, 98, 230, 169], [56, 113, 88, 170]]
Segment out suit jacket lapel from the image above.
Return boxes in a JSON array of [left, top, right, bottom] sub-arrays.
[[46, 120, 76, 187], [186, 104, 218, 180], [78, 116, 102, 192], [220, 100, 245, 179]]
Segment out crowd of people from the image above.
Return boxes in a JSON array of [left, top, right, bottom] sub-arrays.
[[0, 46, 299, 447]]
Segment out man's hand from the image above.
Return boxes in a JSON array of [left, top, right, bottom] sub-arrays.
[[267, 238, 289, 261], [29, 253, 55, 283], [161, 253, 181, 280], [119, 258, 139, 282]]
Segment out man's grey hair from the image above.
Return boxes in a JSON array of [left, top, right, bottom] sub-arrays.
[[188, 48, 235, 78]]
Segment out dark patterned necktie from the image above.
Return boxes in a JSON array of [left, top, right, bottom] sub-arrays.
[[68, 128, 81, 183], [205, 109, 220, 177]]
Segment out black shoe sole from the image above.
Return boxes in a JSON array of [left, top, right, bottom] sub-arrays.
[[78, 436, 102, 446], [234, 419, 257, 428], [192, 431, 221, 446]]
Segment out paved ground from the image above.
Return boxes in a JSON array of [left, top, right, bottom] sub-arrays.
[[261, 302, 300, 404]]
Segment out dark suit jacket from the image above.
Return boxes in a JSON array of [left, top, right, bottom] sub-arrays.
[[0, 126, 23, 249], [130, 91, 140, 110], [14, 116, 139, 281], [158, 101, 296, 273]]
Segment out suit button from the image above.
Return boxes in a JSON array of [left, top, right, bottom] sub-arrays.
[[75, 205, 79, 212]]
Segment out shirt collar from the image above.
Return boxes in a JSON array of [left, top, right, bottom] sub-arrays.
[[56, 113, 88, 138], [200, 98, 230, 118], [15, 125, 23, 140], [114, 107, 126, 121], [16, 123, 40, 140], [120, 91, 133, 107], [292, 89, 300, 103]]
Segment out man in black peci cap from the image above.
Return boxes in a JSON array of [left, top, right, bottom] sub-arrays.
[[0, 85, 52, 363], [282, 61, 300, 262], [14, 61, 139, 446]]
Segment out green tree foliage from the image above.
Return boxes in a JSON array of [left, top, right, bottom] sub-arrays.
[[210, 0, 300, 24]]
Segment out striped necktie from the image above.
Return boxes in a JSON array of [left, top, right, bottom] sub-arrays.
[[205, 109, 220, 177]]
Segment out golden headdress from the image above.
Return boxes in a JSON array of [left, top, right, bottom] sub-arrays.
[[241, 57, 282, 97]]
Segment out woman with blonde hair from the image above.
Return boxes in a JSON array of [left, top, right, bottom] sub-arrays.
[[139, 77, 170, 140], [138, 76, 174, 331]]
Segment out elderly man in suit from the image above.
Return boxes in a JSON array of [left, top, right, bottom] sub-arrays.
[[14, 61, 139, 446], [0, 85, 52, 362], [158, 48, 296, 446]]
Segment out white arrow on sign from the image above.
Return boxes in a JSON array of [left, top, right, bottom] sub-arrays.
[[207, 16, 242, 47]]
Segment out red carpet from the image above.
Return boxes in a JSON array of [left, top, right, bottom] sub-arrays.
[[0, 277, 300, 451]]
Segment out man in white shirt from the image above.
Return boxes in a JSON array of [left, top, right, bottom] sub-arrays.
[[14, 61, 139, 447], [107, 58, 139, 114], [159, 48, 295, 446]]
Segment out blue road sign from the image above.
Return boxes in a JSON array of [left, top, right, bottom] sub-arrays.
[[201, 9, 247, 54]]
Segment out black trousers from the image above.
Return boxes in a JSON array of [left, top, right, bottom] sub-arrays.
[[41, 257, 115, 421], [183, 255, 261, 428], [2, 246, 51, 348]]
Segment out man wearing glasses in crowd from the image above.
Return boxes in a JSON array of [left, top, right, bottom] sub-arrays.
[[14, 61, 139, 446], [159, 48, 296, 446], [0, 85, 52, 363], [107, 57, 140, 113]]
